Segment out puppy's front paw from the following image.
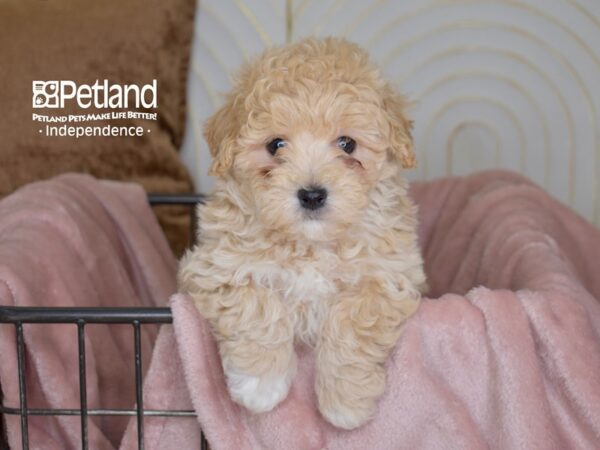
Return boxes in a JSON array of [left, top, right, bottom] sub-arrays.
[[316, 364, 384, 430], [225, 359, 296, 413], [318, 392, 377, 430]]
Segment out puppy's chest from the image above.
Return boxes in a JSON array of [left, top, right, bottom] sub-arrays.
[[271, 258, 340, 303], [248, 253, 348, 341]]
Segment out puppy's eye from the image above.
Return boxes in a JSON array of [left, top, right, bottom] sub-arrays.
[[266, 138, 287, 155], [336, 136, 356, 154]]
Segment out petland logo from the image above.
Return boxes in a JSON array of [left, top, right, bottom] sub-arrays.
[[32, 80, 157, 109]]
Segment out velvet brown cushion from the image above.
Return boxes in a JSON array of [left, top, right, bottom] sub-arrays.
[[0, 0, 197, 256]]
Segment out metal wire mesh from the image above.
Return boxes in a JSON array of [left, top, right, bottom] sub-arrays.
[[0, 194, 208, 450]]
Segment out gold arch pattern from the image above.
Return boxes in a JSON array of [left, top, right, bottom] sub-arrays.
[[405, 59, 568, 190], [352, 1, 599, 220], [420, 96, 527, 179], [447, 120, 502, 175]]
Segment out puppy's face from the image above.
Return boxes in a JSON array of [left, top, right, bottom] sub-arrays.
[[204, 38, 415, 241]]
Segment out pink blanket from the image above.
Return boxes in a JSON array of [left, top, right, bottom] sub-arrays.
[[0, 174, 177, 449], [125, 170, 600, 450], [2, 171, 600, 449]]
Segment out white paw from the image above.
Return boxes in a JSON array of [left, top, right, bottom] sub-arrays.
[[225, 363, 296, 413]]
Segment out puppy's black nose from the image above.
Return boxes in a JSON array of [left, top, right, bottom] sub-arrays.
[[297, 187, 327, 210]]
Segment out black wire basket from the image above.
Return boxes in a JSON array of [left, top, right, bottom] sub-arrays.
[[0, 194, 209, 450]]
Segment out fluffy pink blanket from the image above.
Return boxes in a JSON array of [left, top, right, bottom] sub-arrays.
[[0, 174, 177, 449], [1, 171, 600, 449]]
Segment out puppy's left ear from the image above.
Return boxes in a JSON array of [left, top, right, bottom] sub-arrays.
[[382, 85, 416, 169]]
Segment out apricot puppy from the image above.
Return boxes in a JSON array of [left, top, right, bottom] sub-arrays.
[[178, 37, 426, 430]]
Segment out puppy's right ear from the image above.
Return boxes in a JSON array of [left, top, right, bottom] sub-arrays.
[[381, 84, 416, 169], [204, 98, 238, 177]]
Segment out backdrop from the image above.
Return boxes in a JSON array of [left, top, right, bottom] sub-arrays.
[[179, 0, 600, 227]]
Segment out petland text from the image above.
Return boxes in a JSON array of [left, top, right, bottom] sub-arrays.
[[32, 80, 157, 109]]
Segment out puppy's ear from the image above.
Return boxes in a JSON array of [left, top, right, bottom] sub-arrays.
[[204, 98, 238, 177], [382, 85, 416, 169]]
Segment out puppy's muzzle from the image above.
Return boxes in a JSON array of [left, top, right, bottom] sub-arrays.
[[297, 187, 327, 211]]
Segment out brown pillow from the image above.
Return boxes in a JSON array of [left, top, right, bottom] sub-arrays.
[[0, 0, 197, 256]]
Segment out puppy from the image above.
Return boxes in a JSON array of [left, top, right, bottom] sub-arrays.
[[178, 37, 426, 430]]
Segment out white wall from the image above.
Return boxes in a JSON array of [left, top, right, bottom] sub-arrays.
[[180, 0, 600, 226]]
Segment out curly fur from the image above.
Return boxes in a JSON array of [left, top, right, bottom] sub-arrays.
[[178, 37, 426, 429]]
